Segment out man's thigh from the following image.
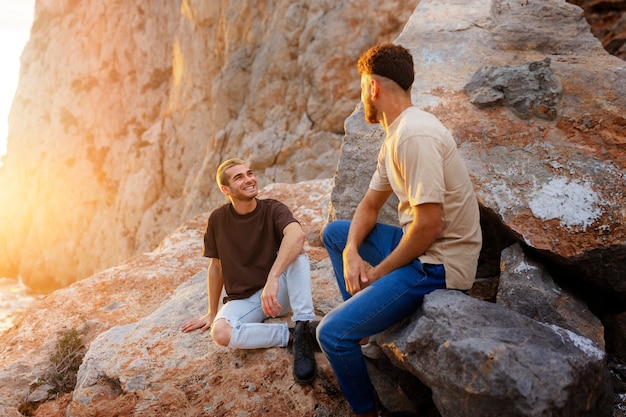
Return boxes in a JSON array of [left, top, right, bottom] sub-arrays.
[[214, 289, 266, 326]]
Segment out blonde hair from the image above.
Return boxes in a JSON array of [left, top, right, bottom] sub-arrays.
[[216, 158, 246, 187]]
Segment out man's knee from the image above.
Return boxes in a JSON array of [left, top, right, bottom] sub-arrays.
[[210, 318, 232, 347], [316, 316, 336, 352], [322, 220, 349, 246]]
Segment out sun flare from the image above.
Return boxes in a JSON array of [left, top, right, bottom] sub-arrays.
[[0, 0, 35, 160]]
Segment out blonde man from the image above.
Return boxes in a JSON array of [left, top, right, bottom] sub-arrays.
[[182, 158, 317, 384]]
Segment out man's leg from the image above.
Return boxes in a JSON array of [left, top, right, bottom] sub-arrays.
[[213, 290, 290, 349], [281, 253, 315, 322], [322, 220, 405, 300], [319, 220, 446, 415], [280, 252, 317, 384]]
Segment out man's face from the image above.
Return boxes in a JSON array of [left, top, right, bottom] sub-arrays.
[[360, 74, 378, 124], [222, 164, 258, 201]]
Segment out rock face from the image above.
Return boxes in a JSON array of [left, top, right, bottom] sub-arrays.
[[497, 244, 605, 350], [0, 0, 418, 292]]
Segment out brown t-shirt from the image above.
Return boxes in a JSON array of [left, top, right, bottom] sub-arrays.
[[203, 198, 298, 301]]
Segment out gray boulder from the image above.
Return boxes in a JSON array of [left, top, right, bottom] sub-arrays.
[[498, 243, 605, 350], [379, 290, 613, 417]]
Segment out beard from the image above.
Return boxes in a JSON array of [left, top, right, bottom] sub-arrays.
[[363, 95, 379, 124]]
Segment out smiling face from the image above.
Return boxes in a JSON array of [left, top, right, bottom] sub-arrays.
[[220, 163, 258, 202]]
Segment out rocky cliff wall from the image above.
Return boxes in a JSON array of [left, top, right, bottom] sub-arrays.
[[0, 0, 417, 292]]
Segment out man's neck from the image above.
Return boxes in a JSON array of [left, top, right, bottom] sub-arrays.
[[379, 100, 412, 131], [231, 197, 257, 215]]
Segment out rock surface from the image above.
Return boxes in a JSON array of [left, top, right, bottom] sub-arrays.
[[497, 243, 605, 350], [380, 290, 613, 417]]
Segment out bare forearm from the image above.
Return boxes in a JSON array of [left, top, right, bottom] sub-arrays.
[[207, 260, 223, 316], [345, 200, 379, 252], [370, 203, 442, 280], [267, 222, 306, 282]]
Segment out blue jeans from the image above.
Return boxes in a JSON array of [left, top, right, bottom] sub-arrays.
[[214, 253, 315, 349], [317, 220, 446, 415]]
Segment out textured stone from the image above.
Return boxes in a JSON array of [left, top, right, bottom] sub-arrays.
[[380, 290, 613, 417], [68, 270, 345, 417], [464, 57, 563, 120], [497, 243, 605, 350]]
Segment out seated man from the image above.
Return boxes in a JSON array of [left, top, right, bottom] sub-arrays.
[[317, 43, 482, 416], [182, 158, 317, 384]]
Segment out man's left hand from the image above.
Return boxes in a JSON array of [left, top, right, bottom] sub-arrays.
[[261, 279, 282, 317]]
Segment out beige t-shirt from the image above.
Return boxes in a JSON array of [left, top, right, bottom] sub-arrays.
[[369, 107, 482, 289]]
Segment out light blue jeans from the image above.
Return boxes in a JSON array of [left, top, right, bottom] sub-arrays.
[[318, 220, 446, 415], [214, 253, 315, 349]]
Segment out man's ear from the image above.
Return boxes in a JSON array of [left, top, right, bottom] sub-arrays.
[[220, 184, 230, 196], [370, 78, 380, 100]]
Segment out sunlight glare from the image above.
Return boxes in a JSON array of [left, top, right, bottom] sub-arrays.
[[0, 0, 35, 160]]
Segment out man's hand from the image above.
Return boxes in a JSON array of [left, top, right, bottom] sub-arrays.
[[343, 246, 370, 295], [261, 279, 282, 317], [181, 313, 214, 334]]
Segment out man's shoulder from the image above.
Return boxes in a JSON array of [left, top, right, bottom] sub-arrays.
[[257, 198, 288, 209], [258, 197, 281, 203], [403, 107, 445, 129], [208, 203, 232, 219], [258, 198, 297, 221]]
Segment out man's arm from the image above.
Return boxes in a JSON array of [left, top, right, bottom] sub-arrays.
[[181, 257, 224, 333], [343, 188, 392, 295], [367, 202, 442, 283], [261, 221, 306, 317]]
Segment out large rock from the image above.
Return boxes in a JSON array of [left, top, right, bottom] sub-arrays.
[[330, 0, 626, 300], [0, 0, 418, 292], [379, 290, 613, 417], [68, 270, 346, 417]]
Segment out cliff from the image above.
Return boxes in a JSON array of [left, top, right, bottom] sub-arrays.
[[0, 0, 418, 291]]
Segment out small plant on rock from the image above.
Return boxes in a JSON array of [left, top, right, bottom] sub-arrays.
[[18, 327, 86, 415], [43, 327, 86, 395]]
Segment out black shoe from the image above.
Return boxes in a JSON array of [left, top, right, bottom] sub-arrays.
[[292, 321, 317, 384]]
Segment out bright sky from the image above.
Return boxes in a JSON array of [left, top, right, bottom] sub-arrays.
[[0, 0, 35, 159]]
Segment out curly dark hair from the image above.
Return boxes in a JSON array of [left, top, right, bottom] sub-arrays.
[[357, 43, 414, 91]]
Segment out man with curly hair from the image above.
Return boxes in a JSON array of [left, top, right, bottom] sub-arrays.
[[317, 43, 482, 416]]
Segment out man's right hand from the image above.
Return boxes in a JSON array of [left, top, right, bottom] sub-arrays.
[[181, 313, 214, 333], [342, 246, 370, 295]]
